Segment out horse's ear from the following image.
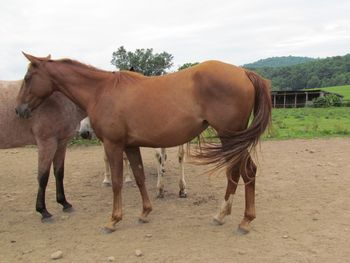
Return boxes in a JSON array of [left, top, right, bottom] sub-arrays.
[[22, 52, 41, 65], [45, 54, 51, 60], [129, 66, 135, 72]]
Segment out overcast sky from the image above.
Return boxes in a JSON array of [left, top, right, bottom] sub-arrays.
[[1, 0, 349, 79]]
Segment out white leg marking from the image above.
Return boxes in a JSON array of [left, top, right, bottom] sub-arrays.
[[178, 145, 187, 197], [102, 150, 112, 186], [213, 195, 234, 225], [123, 153, 132, 183]]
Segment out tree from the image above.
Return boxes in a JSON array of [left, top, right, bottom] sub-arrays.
[[178, 62, 199, 71], [111, 46, 173, 76], [307, 75, 321, 89]]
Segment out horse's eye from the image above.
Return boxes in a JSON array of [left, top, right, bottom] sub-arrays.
[[24, 74, 31, 82]]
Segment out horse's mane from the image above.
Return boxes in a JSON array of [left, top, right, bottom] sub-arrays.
[[56, 59, 111, 74]]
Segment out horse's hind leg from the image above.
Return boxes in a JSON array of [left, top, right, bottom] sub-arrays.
[[213, 166, 240, 225], [53, 139, 73, 212], [125, 146, 152, 222], [178, 145, 187, 198], [36, 139, 57, 220], [237, 155, 257, 234]]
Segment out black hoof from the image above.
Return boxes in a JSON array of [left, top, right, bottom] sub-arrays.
[[63, 206, 74, 213], [157, 190, 165, 199], [40, 210, 53, 223], [179, 190, 187, 198], [62, 202, 74, 212]]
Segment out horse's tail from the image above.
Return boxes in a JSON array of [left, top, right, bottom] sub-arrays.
[[195, 70, 272, 174]]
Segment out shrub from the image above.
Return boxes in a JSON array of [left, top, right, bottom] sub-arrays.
[[313, 94, 342, 107]]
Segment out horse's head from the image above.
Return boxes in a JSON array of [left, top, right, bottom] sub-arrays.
[[79, 117, 95, 139], [15, 52, 54, 119]]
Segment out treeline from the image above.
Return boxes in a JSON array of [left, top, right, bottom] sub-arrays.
[[245, 54, 350, 90], [243, 56, 315, 68]]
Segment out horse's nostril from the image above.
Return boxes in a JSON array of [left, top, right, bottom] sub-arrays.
[[80, 131, 91, 139], [15, 108, 19, 115]]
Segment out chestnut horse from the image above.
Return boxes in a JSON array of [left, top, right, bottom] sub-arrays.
[[1, 79, 86, 220], [16, 53, 271, 234]]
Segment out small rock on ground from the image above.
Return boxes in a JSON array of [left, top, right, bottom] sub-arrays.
[[107, 256, 115, 262], [135, 249, 143, 257], [51, 250, 63, 260]]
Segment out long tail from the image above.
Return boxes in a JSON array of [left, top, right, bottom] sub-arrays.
[[194, 70, 272, 173]]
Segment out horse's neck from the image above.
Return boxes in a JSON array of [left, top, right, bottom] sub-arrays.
[[49, 64, 112, 112]]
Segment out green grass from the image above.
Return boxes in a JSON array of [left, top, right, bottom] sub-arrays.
[[306, 85, 350, 100], [266, 107, 350, 139]]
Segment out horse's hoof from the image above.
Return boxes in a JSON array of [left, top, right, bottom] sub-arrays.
[[40, 209, 53, 221], [138, 217, 150, 224], [236, 226, 250, 235], [212, 216, 224, 225], [102, 181, 112, 187], [157, 191, 165, 199], [63, 205, 74, 213], [179, 190, 187, 198], [41, 214, 54, 223], [101, 227, 116, 234]]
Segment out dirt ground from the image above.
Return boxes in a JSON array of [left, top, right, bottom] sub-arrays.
[[1, 138, 349, 263]]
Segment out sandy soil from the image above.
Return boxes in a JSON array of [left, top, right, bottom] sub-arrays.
[[1, 138, 349, 263]]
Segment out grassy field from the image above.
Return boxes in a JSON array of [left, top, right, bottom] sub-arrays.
[[266, 107, 350, 139]]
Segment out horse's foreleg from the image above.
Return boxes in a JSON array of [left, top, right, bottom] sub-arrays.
[[125, 146, 152, 222], [155, 148, 166, 198], [213, 167, 240, 225], [102, 147, 111, 186], [36, 139, 57, 220], [238, 156, 257, 234], [102, 142, 124, 233], [178, 145, 187, 198], [53, 139, 72, 212]]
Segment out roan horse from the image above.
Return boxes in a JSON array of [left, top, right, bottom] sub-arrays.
[[16, 53, 272, 234], [79, 116, 187, 198], [1, 79, 86, 220]]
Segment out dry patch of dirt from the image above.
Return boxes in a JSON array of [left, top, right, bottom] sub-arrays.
[[1, 138, 349, 263]]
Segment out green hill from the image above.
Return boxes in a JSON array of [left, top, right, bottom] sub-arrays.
[[246, 54, 350, 90], [243, 56, 315, 68]]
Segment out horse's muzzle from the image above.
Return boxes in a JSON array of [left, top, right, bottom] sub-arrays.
[[15, 104, 31, 119], [80, 130, 92, 140]]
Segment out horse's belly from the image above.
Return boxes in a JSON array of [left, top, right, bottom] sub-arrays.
[[126, 119, 208, 148]]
